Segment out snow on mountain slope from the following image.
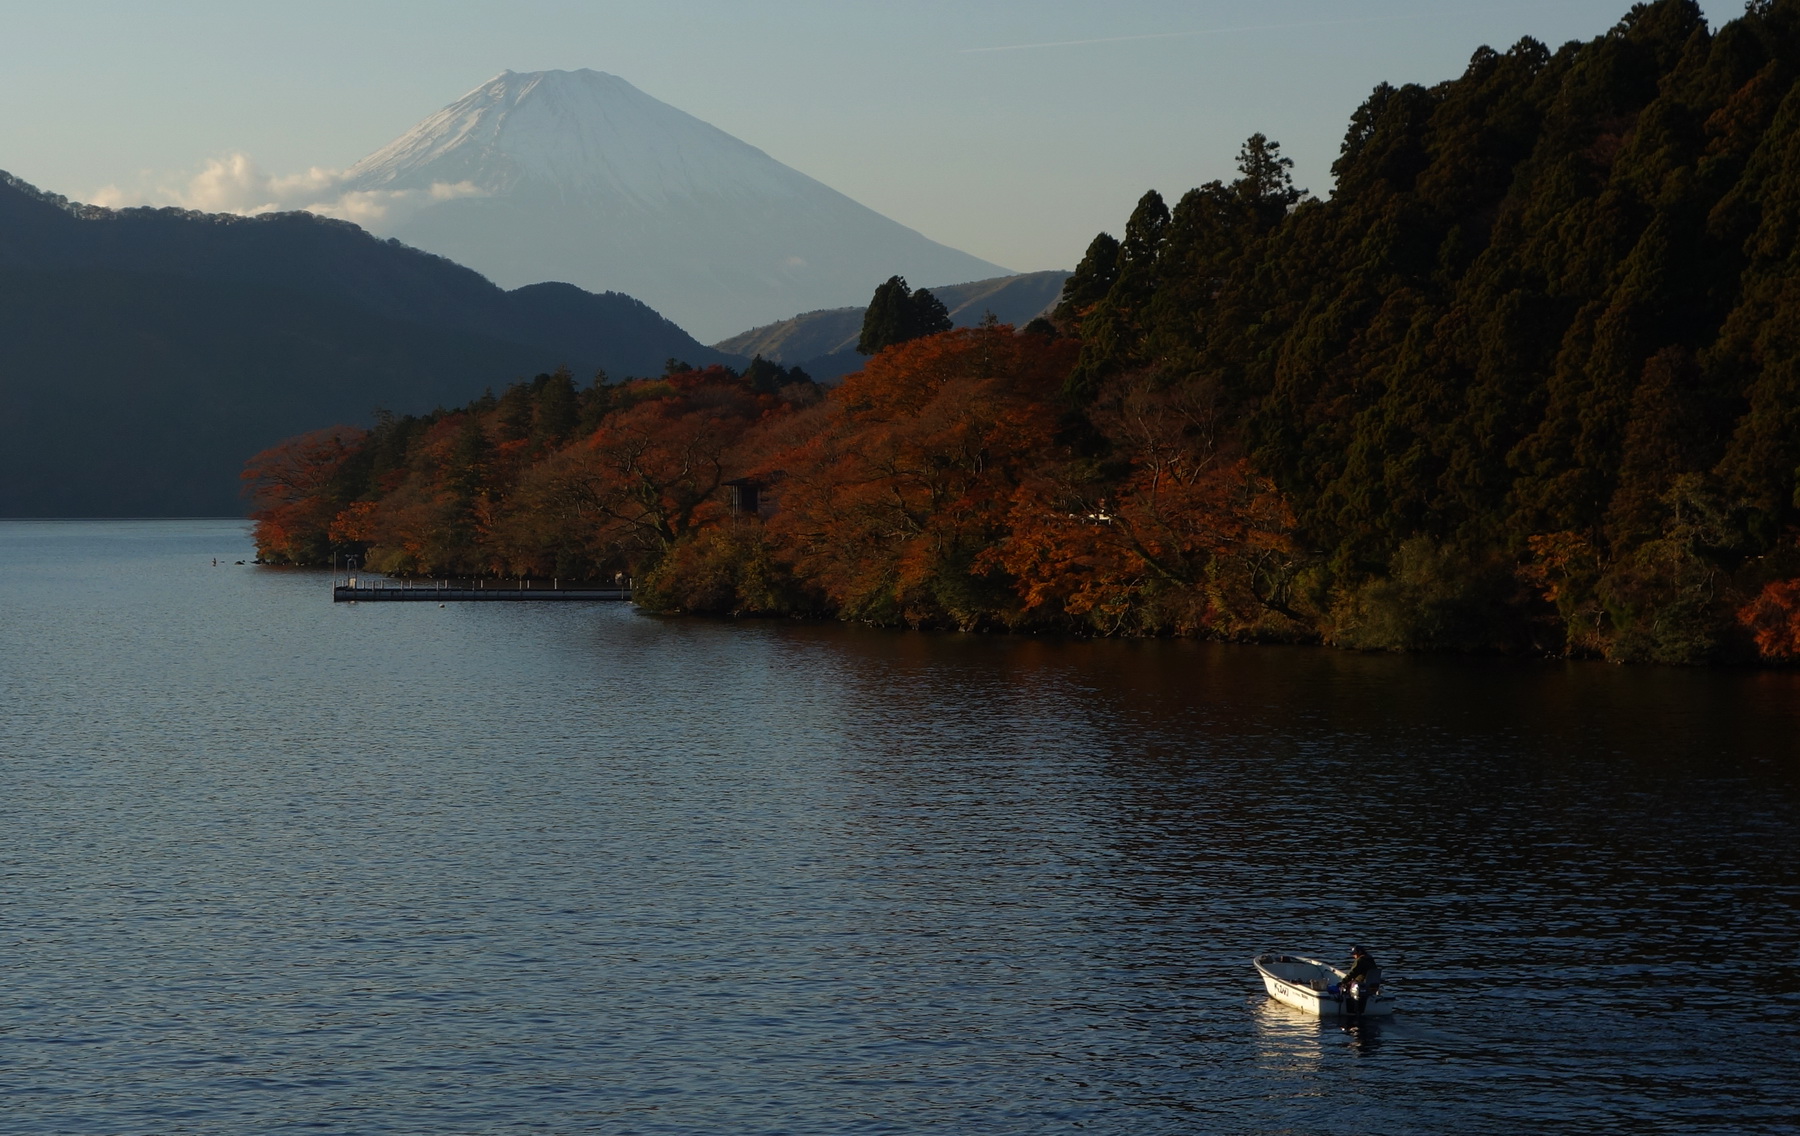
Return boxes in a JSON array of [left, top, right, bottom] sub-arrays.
[[344, 70, 1008, 341], [348, 70, 803, 204]]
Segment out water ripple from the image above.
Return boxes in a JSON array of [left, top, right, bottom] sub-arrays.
[[1, 520, 1796, 1134]]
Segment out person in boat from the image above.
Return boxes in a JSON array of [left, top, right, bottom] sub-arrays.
[[1342, 945, 1382, 1013]]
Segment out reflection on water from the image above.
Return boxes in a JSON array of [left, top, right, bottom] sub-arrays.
[[1, 520, 1797, 1135]]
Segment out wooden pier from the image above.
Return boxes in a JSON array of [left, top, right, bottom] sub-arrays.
[[333, 581, 631, 602]]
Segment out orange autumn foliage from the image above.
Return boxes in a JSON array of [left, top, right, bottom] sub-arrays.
[[1738, 579, 1800, 662], [984, 372, 1305, 636], [333, 412, 498, 576], [993, 459, 1301, 635], [495, 368, 789, 574], [766, 327, 1075, 627], [242, 335, 1314, 639], [242, 425, 365, 564]]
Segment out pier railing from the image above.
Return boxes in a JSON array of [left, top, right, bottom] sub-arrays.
[[332, 577, 632, 603]]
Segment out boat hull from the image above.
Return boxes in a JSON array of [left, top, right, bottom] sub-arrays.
[[1254, 953, 1396, 1017]]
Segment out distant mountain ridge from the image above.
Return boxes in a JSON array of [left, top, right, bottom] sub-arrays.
[[0, 172, 727, 368], [344, 69, 1009, 340], [0, 171, 739, 516], [715, 270, 1071, 381]]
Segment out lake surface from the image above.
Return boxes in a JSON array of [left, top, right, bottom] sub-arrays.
[[2, 519, 1797, 1135]]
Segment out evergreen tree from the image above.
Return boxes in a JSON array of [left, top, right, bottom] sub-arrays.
[[1233, 133, 1303, 224], [858, 276, 955, 354], [496, 382, 534, 442], [911, 287, 953, 339], [532, 368, 579, 447], [742, 354, 817, 394], [859, 276, 912, 354], [1053, 232, 1121, 325], [1064, 190, 1169, 401]]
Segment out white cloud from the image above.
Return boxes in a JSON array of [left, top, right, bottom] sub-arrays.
[[88, 152, 484, 230]]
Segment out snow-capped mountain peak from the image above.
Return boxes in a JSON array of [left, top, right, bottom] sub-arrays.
[[343, 69, 1008, 340], [346, 69, 812, 205]]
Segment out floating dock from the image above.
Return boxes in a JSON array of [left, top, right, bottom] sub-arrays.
[[333, 582, 631, 603]]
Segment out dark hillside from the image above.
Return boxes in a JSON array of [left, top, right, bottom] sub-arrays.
[[0, 271, 548, 514], [0, 173, 740, 515], [1057, 0, 1800, 662]]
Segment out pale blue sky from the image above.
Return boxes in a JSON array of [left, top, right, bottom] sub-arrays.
[[0, 0, 1735, 273]]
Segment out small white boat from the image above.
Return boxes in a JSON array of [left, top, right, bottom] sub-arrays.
[[1254, 952, 1396, 1017]]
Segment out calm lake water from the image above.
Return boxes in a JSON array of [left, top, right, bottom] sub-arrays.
[[2, 519, 1797, 1135]]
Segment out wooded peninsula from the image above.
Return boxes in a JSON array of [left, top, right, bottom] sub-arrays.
[[249, 0, 1800, 665]]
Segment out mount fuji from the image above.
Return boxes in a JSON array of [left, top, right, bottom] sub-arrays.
[[344, 69, 1009, 341]]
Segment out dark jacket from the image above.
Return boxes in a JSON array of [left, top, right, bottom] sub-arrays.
[[1343, 954, 1381, 988]]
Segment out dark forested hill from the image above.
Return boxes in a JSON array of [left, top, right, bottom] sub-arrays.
[[0, 173, 738, 515], [1053, 0, 1800, 663]]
